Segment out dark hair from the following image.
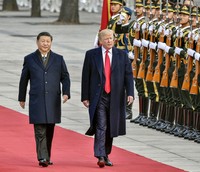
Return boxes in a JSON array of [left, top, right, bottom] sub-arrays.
[[37, 32, 53, 41]]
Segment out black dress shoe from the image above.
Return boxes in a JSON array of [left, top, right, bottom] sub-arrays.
[[97, 157, 105, 168], [104, 156, 113, 166], [48, 160, 53, 165], [39, 159, 48, 167]]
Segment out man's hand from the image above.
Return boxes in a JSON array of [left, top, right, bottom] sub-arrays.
[[127, 96, 134, 105], [19, 101, 25, 109], [63, 95, 69, 103], [82, 100, 89, 108]]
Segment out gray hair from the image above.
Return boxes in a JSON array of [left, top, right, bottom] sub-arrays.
[[98, 29, 114, 42]]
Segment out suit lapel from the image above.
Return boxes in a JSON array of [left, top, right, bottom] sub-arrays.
[[111, 47, 118, 71], [45, 51, 54, 70], [32, 51, 44, 69], [94, 47, 103, 80]]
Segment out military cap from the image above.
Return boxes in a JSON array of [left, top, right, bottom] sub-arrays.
[[136, 0, 143, 7], [155, 0, 164, 9], [122, 6, 132, 16], [180, 4, 190, 15], [122, 7, 132, 16], [173, 2, 181, 13], [110, 0, 123, 5], [191, 6, 197, 16], [162, 2, 174, 12], [145, 0, 156, 8]]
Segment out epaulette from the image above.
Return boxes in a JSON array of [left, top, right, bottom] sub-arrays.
[[182, 26, 190, 37], [137, 16, 145, 26]]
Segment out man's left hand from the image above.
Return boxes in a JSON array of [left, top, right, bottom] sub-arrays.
[[63, 95, 69, 103], [127, 96, 134, 105]]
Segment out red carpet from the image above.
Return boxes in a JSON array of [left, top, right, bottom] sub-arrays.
[[0, 105, 186, 172]]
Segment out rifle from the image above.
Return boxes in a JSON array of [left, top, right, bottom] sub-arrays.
[[181, 37, 194, 91], [170, 33, 182, 88], [160, 34, 171, 87], [189, 49, 200, 95], [152, 4, 164, 83], [146, 0, 156, 82], [190, 4, 200, 95], [152, 28, 164, 83], [137, 0, 148, 79], [181, 3, 194, 91], [146, 28, 156, 81], [132, 23, 140, 78], [137, 28, 149, 79]]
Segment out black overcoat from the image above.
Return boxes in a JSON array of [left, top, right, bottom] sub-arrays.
[[81, 46, 134, 137], [18, 50, 70, 124]]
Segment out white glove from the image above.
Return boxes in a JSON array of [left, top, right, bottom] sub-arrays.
[[158, 25, 164, 33], [141, 39, 149, 48], [133, 39, 142, 47], [164, 29, 171, 36], [165, 45, 171, 53], [117, 14, 125, 24], [175, 47, 183, 55], [149, 25, 154, 32], [195, 52, 200, 61], [195, 34, 199, 42], [188, 31, 193, 39], [142, 23, 147, 30], [149, 42, 157, 50], [157, 42, 166, 50], [133, 22, 140, 30], [176, 29, 183, 37], [128, 51, 134, 59], [187, 48, 195, 57]]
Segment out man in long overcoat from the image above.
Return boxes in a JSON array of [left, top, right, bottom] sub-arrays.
[[18, 32, 70, 167], [81, 29, 134, 168]]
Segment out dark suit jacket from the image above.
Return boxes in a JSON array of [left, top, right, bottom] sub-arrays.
[[18, 50, 70, 124], [81, 46, 134, 137]]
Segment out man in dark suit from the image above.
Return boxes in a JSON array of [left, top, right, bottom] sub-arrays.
[[18, 32, 71, 167], [81, 29, 134, 168]]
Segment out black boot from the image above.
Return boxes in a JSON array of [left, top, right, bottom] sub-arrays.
[[126, 102, 133, 119], [130, 96, 149, 123], [162, 105, 175, 132], [194, 112, 200, 143], [155, 103, 167, 131], [183, 110, 194, 139], [165, 106, 178, 133], [139, 97, 149, 125], [170, 107, 183, 135], [130, 96, 143, 123], [144, 100, 159, 127], [150, 102, 166, 129], [186, 111, 197, 140], [173, 108, 185, 136]]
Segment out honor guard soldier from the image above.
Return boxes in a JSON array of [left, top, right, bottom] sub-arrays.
[[185, 6, 200, 143], [130, 0, 149, 124], [107, 0, 125, 31], [140, 0, 160, 127], [114, 6, 135, 119], [150, 1, 177, 131], [169, 4, 191, 137]]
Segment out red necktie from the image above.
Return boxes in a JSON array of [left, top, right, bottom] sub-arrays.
[[105, 50, 111, 93]]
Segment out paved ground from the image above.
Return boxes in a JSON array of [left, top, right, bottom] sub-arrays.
[[0, 8, 200, 172]]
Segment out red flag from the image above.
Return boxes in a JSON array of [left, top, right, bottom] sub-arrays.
[[100, 0, 111, 31]]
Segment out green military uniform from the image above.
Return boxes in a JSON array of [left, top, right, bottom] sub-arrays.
[[186, 6, 200, 142], [140, 0, 160, 126], [169, 5, 191, 137], [130, 0, 149, 124], [150, 1, 177, 131]]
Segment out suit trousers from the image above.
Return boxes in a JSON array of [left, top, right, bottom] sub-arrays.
[[34, 124, 55, 161], [94, 91, 113, 158]]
